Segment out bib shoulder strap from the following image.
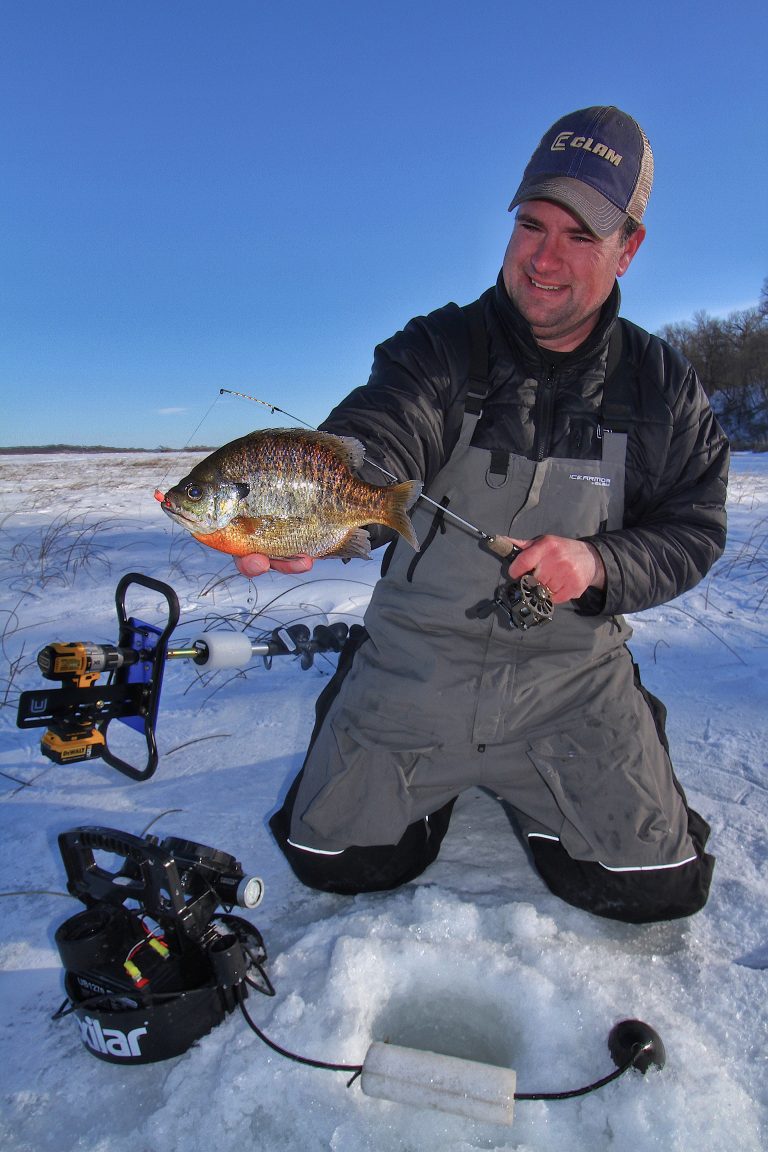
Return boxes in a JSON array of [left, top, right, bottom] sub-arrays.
[[461, 297, 491, 414]]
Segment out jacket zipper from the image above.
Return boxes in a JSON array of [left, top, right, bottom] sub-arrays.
[[534, 363, 557, 461]]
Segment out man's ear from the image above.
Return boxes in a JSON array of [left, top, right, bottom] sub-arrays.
[[617, 226, 645, 278]]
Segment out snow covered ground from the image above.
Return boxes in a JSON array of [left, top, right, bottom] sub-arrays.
[[1, 449, 766, 1151]]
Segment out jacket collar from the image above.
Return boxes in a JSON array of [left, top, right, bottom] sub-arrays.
[[493, 272, 621, 368]]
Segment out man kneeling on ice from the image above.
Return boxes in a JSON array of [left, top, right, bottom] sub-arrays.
[[236, 106, 728, 924]]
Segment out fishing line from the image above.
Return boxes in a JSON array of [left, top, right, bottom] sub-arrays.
[[155, 392, 224, 490], [183, 393, 224, 447]]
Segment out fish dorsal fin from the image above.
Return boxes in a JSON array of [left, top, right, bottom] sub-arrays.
[[316, 432, 367, 472], [284, 429, 367, 473]]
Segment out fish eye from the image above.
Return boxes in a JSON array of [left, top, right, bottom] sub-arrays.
[[185, 483, 204, 501]]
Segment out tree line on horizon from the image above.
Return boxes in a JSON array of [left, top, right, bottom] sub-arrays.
[[658, 278, 768, 450]]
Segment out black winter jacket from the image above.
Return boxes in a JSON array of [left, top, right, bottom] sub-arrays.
[[320, 273, 729, 617]]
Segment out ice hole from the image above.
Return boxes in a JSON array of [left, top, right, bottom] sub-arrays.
[[370, 988, 517, 1069]]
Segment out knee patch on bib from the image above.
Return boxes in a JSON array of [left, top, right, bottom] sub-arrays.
[[528, 811, 714, 924], [270, 792, 456, 895]]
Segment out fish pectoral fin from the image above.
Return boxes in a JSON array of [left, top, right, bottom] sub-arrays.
[[325, 527, 372, 561]]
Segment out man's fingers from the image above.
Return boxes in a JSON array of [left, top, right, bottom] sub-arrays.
[[235, 554, 314, 578], [235, 553, 272, 577], [269, 556, 315, 574], [506, 535, 601, 602]]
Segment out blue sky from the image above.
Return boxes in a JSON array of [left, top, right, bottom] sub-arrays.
[[2, 0, 766, 449]]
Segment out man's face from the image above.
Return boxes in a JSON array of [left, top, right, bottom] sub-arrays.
[[502, 199, 645, 352]]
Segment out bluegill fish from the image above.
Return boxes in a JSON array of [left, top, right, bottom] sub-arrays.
[[155, 428, 421, 559]]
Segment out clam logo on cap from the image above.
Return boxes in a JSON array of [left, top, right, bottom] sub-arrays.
[[551, 132, 623, 167]]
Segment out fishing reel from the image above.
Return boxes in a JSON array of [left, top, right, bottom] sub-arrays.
[[493, 574, 554, 631], [54, 825, 273, 1064], [469, 574, 554, 632], [469, 540, 554, 632]]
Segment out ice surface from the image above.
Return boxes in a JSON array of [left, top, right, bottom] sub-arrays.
[[1, 451, 767, 1151]]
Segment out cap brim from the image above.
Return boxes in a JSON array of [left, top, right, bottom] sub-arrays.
[[508, 176, 628, 239]]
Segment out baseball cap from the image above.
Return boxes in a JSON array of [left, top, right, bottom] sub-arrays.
[[508, 106, 654, 238]]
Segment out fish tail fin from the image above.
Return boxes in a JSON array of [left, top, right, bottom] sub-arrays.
[[382, 480, 422, 551]]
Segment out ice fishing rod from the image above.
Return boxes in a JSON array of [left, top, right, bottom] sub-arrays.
[[217, 389, 554, 630], [219, 389, 315, 430]]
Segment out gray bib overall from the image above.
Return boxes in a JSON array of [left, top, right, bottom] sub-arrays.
[[289, 405, 695, 874]]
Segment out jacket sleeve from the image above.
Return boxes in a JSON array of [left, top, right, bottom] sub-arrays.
[[319, 305, 470, 548], [581, 342, 729, 616]]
